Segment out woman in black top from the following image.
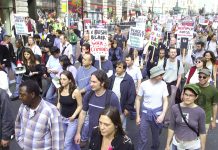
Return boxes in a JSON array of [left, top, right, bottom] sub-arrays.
[[22, 48, 42, 87], [57, 70, 82, 150], [89, 106, 134, 150]]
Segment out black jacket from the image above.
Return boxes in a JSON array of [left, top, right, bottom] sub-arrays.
[[45, 34, 56, 47], [0, 43, 16, 67], [109, 73, 136, 112], [89, 127, 134, 150], [0, 88, 14, 140]]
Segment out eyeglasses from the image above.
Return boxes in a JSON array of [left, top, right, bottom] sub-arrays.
[[195, 60, 202, 64], [198, 75, 207, 79], [184, 93, 196, 98]]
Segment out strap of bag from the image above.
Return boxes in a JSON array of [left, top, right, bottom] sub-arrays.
[[178, 104, 199, 136], [61, 44, 69, 55]]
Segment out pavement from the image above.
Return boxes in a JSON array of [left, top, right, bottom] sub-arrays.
[[7, 89, 218, 150]]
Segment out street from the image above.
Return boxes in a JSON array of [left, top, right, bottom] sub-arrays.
[[8, 91, 218, 150], [7, 29, 218, 150]]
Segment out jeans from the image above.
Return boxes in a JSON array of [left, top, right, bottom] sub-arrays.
[[13, 74, 22, 97], [121, 113, 127, 131], [72, 44, 77, 64], [138, 113, 162, 150], [62, 117, 80, 150], [81, 114, 89, 141], [45, 82, 57, 105]]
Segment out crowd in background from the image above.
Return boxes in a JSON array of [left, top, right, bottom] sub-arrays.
[[0, 13, 218, 150]]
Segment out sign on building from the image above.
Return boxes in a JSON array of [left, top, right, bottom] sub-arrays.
[[14, 14, 28, 35], [90, 28, 108, 58]]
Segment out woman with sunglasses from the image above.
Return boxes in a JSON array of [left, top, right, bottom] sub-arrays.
[[185, 57, 207, 84], [165, 84, 206, 150], [203, 51, 217, 87]]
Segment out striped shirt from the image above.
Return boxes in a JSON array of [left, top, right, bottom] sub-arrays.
[[15, 99, 64, 150]]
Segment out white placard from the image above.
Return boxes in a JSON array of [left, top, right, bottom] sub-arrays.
[[14, 14, 28, 35], [90, 28, 109, 59]]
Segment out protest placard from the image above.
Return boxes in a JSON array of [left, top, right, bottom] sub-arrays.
[[90, 28, 108, 59], [150, 23, 162, 43], [135, 16, 147, 29], [175, 25, 194, 49], [128, 27, 145, 49], [14, 14, 28, 35], [166, 18, 173, 32]]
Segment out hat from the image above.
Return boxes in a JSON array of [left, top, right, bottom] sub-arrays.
[[150, 66, 165, 78], [198, 68, 211, 76], [184, 84, 201, 95]]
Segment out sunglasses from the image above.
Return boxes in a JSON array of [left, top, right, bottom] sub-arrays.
[[195, 60, 202, 64], [198, 75, 207, 79]]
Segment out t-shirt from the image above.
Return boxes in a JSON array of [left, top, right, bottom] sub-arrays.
[[170, 104, 206, 141], [30, 45, 42, 56], [196, 84, 218, 123], [94, 60, 113, 73], [113, 34, 126, 49], [138, 80, 169, 110], [185, 69, 199, 84], [46, 55, 62, 78], [82, 90, 121, 136], [206, 41, 217, 57], [126, 66, 142, 87], [163, 59, 184, 83]]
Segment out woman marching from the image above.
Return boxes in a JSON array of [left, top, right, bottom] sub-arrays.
[[57, 70, 82, 150], [89, 106, 134, 150], [165, 84, 206, 150]]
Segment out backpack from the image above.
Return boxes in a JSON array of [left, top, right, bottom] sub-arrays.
[[163, 59, 180, 75], [86, 90, 113, 109]]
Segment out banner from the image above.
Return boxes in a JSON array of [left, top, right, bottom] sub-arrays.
[[14, 14, 28, 35], [90, 29, 108, 58], [128, 27, 145, 48], [150, 24, 162, 43]]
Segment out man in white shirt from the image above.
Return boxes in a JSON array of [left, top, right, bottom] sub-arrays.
[[60, 34, 74, 64], [27, 36, 42, 57], [206, 34, 218, 57], [125, 54, 142, 92], [135, 66, 168, 150], [163, 48, 184, 125]]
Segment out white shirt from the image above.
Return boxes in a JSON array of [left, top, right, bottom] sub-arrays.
[[0, 71, 12, 97], [46, 55, 62, 78], [30, 45, 42, 56], [60, 42, 74, 64], [206, 41, 217, 57], [126, 66, 142, 87], [112, 73, 125, 101], [138, 80, 169, 109], [163, 59, 184, 83]]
